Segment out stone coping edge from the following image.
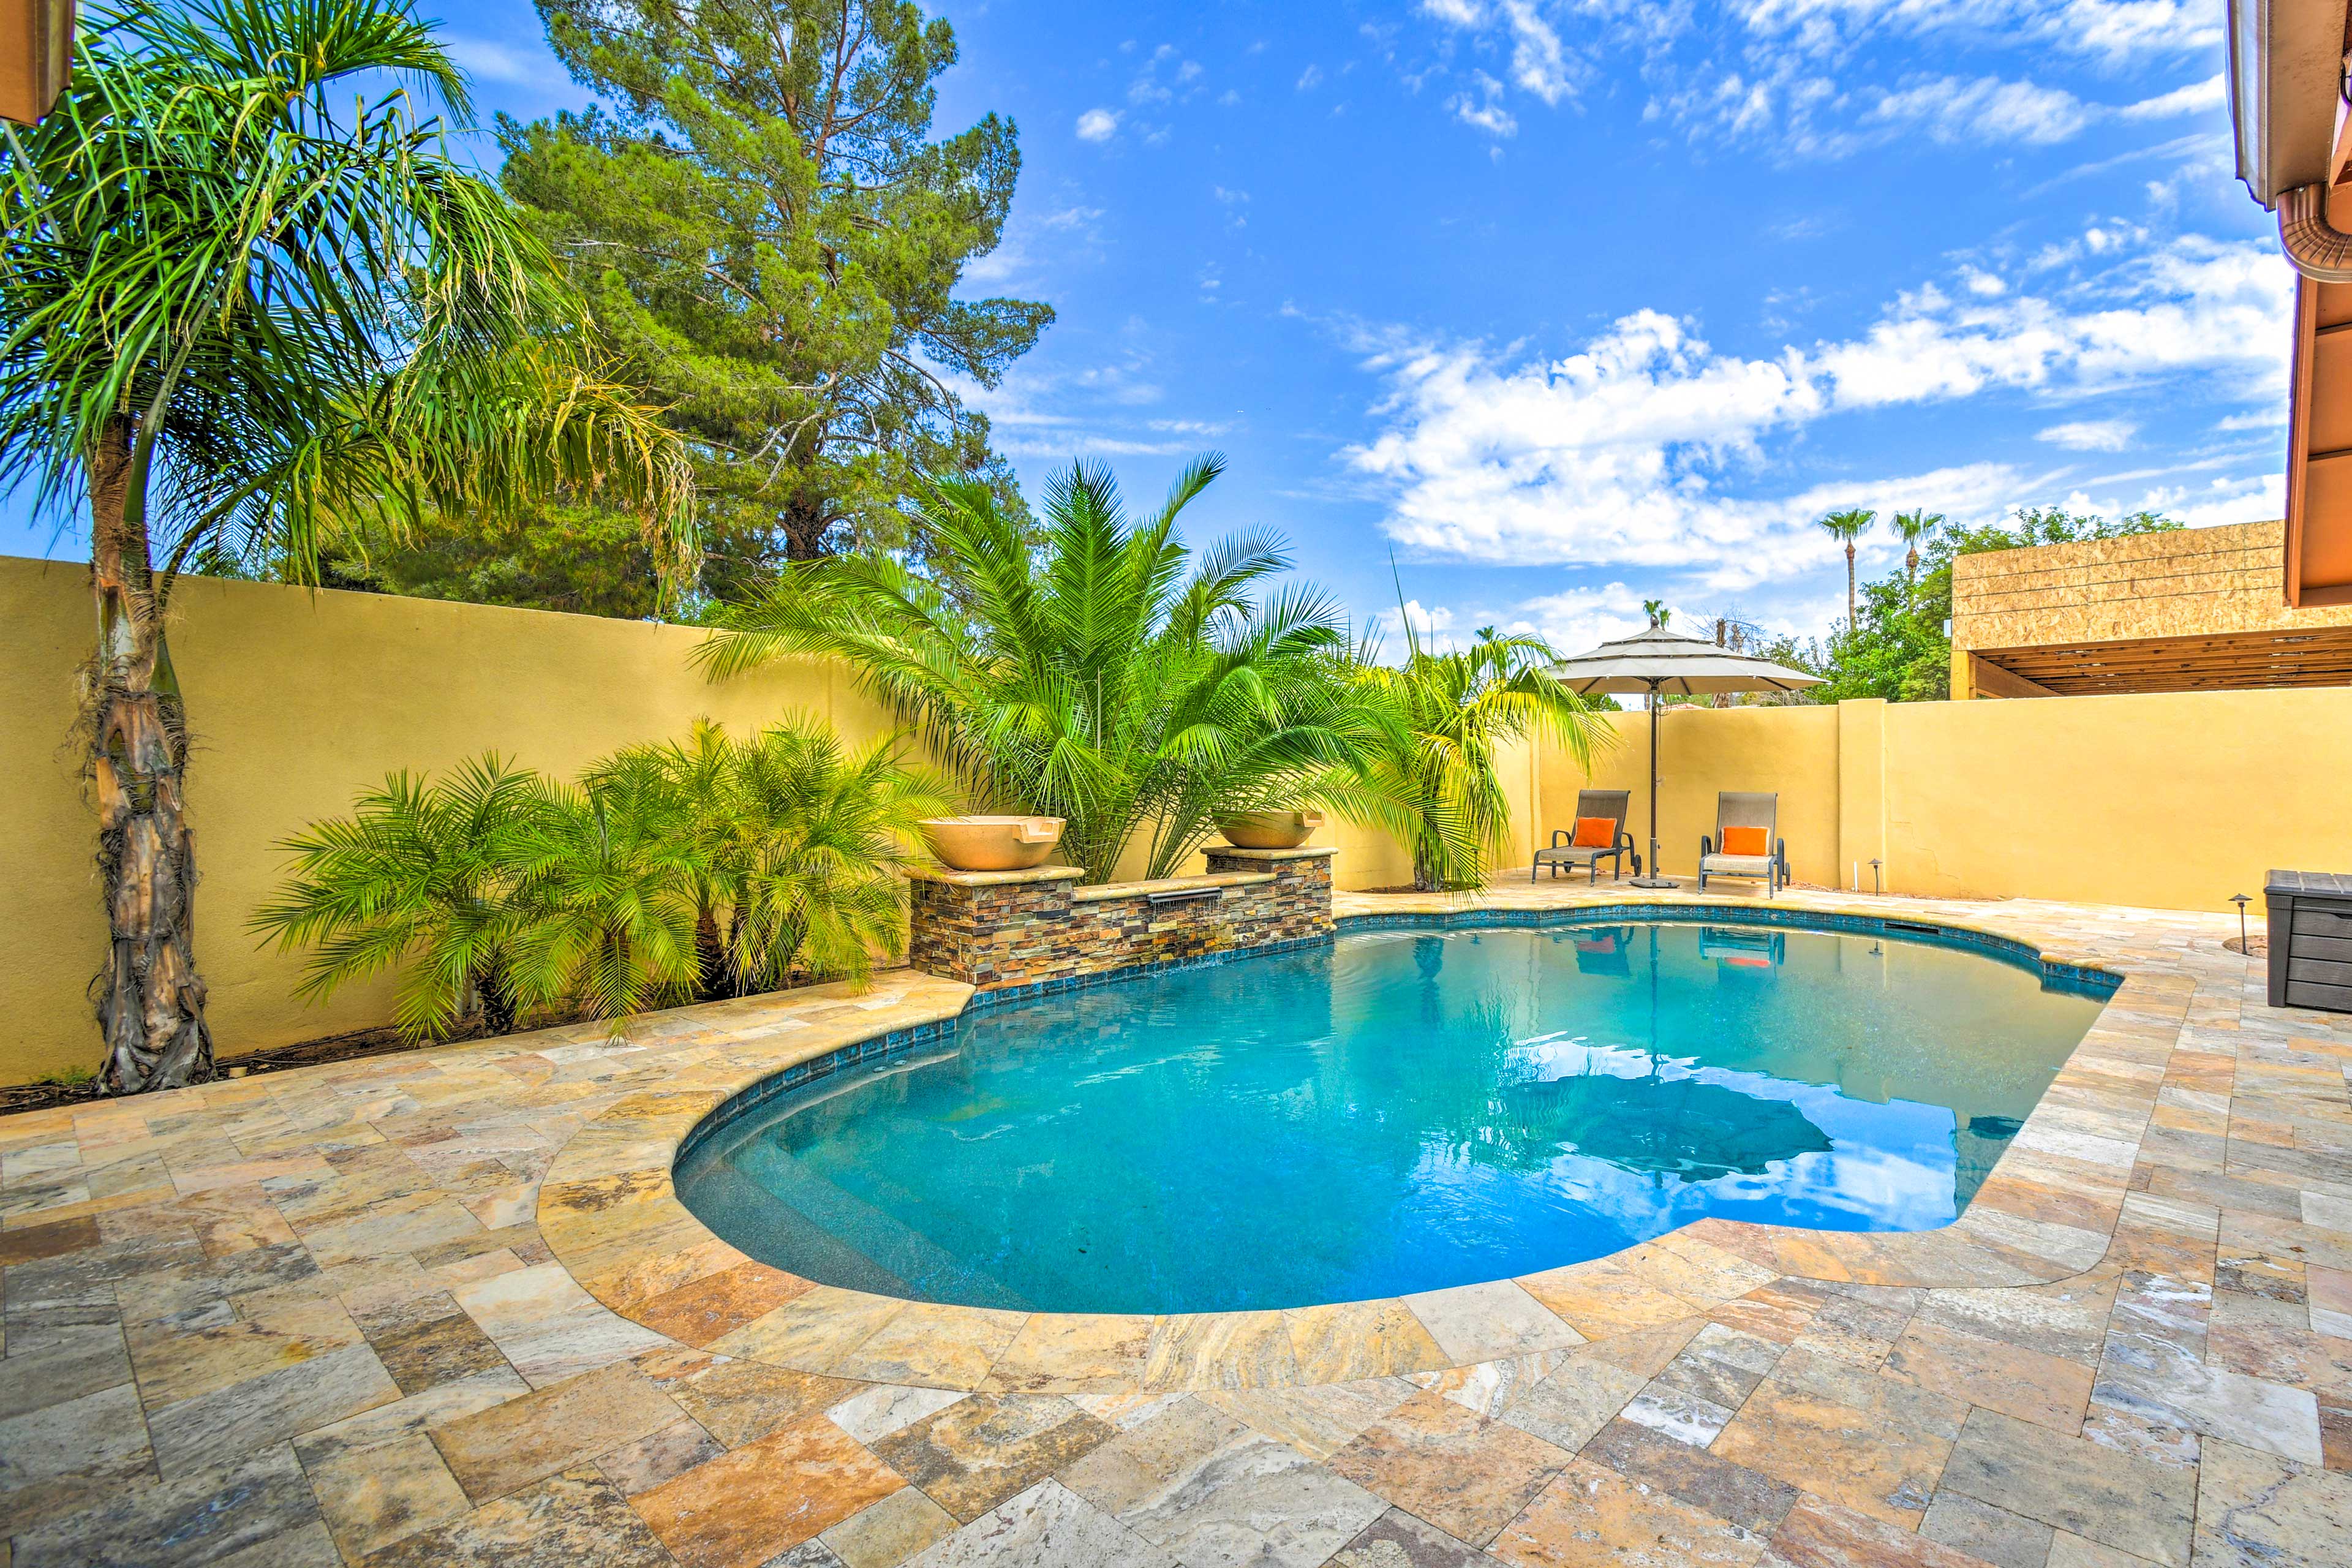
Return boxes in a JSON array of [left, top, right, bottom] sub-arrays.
[[1071, 870, 1276, 902], [1205, 845, 1338, 862], [905, 863, 1084, 887], [537, 891, 2177, 1396]]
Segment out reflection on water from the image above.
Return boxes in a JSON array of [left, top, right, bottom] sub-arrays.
[[676, 922, 2109, 1314]]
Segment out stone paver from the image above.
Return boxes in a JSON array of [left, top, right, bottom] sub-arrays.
[[2, 883, 2350, 1566]]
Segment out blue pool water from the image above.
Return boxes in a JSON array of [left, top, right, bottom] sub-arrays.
[[674, 921, 2111, 1314]]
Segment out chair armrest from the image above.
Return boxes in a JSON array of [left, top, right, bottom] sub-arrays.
[[1700, 834, 1714, 858], [1615, 829, 1634, 852], [1774, 837, 1787, 864], [1550, 829, 1572, 848]]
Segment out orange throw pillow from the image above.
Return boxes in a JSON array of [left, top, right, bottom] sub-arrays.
[[1570, 816, 1616, 848], [1721, 826, 1769, 856]]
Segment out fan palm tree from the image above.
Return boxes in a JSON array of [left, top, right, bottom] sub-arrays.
[[0, 0, 692, 1091], [1817, 508, 1876, 633], [1336, 618, 1604, 893], [1893, 509, 1943, 597], [699, 456, 1365, 883]]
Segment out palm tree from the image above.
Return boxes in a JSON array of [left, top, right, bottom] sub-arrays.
[[699, 456, 1365, 883], [1818, 508, 1877, 633], [256, 719, 944, 1039], [595, 719, 949, 996], [1335, 619, 1604, 893], [709, 722, 950, 992], [1893, 509, 1943, 597], [1642, 599, 1670, 628], [0, 1, 690, 1091], [251, 758, 544, 1041]]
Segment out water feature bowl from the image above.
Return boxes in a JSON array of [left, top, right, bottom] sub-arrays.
[[1217, 810, 1325, 850], [918, 815, 1065, 872]]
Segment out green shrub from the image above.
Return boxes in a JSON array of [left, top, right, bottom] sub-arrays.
[[253, 717, 946, 1041]]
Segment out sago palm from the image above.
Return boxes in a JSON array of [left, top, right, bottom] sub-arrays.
[[699, 456, 1363, 882], [1817, 508, 1876, 633], [0, 0, 692, 1090], [1337, 619, 1603, 893]]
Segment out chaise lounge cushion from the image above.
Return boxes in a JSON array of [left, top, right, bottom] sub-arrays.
[[1700, 853, 1776, 877], [1721, 826, 1768, 856]]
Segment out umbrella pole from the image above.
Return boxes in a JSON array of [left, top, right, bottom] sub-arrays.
[[1630, 680, 1674, 888]]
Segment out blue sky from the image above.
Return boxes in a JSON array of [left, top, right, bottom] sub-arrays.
[[5, 0, 2280, 651]]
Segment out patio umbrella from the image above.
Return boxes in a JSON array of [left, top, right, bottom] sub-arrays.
[[1550, 625, 1823, 888]]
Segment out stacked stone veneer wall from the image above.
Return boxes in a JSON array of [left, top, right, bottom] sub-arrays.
[[907, 847, 1335, 990]]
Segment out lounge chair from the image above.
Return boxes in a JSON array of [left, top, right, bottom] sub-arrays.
[[1533, 790, 1638, 883], [1697, 791, 1789, 897]]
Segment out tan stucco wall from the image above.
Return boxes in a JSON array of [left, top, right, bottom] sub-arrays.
[[0, 557, 1428, 1084], [1535, 690, 2352, 911], [12, 546, 2345, 1087], [1536, 704, 1841, 888]]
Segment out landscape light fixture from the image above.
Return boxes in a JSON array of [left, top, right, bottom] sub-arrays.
[[2231, 892, 2250, 952]]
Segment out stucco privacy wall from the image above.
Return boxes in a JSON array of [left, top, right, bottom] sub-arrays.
[[1537, 691, 2352, 911], [0, 556, 1425, 1084]]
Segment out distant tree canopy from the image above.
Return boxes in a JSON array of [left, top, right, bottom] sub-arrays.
[[1689, 507, 2184, 705], [291, 0, 1052, 616], [511, 0, 1050, 565]]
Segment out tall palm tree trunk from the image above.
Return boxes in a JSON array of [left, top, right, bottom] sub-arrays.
[[88, 418, 214, 1093], [1844, 543, 1857, 631]]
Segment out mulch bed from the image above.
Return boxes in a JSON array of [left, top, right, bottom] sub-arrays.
[[1, 1025, 432, 1119]]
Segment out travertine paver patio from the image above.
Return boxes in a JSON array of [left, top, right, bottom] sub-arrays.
[[4, 881, 2350, 1568]]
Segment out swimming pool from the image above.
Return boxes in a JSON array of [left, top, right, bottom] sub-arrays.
[[673, 918, 2112, 1314]]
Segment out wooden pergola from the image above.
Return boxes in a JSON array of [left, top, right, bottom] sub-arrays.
[[1967, 624, 2352, 696]]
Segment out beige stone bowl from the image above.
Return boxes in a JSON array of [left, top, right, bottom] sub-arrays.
[[1217, 809, 1326, 850], [918, 815, 1066, 871]]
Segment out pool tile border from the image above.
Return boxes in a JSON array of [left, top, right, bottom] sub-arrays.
[[540, 886, 2180, 1397]]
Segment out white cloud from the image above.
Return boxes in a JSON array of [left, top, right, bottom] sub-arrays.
[[1725, 0, 2220, 64], [441, 35, 562, 89], [2120, 75, 2226, 121], [1866, 75, 2092, 146], [1297, 64, 1325, 91], [1376, 598, 1459, 647], [1338, 233, 2291, 585], [2038, 418, 2136, 450], [1412, 2, 2225, 159], [1450, 71, 1520, 138], [1076, 108, 1120, 142]]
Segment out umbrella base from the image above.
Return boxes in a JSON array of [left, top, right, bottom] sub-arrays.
[[1627, 876, 1678, 889]]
